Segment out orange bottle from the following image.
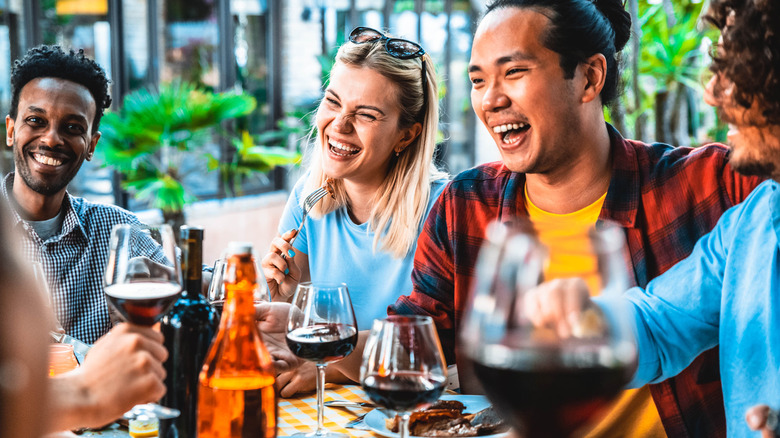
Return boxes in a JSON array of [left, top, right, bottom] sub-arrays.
[[198, 242, 277, 438]]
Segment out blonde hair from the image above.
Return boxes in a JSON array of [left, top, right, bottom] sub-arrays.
[[302, 37, 447, 258]]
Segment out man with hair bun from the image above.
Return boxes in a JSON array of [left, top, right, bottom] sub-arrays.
[[522, 0, 780, 435]]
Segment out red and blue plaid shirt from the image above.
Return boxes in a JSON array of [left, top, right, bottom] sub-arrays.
[[389, 125, 763, 438]]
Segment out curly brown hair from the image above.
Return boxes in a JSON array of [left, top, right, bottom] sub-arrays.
[[704, 0, 780, 125]]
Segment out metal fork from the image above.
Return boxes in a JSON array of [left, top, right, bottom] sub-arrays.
[[344, 412, 370, 430], [284, 186, 330, 258]]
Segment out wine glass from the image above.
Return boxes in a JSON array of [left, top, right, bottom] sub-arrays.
[[103, 223, 182, 420], [460, 221, 637, 437], [286, 282, 358, 438], [207, 256, 269, 316], [360, 315, 448, 438]]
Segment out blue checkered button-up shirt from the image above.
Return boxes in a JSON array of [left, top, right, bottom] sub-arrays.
[[2, 173, 145, 344]]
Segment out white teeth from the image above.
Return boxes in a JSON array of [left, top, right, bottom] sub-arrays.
[[33, 153, 63, 167], [492, 123, 527, 133], [328, 139, 359, 157]]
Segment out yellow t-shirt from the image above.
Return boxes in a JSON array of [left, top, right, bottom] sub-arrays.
[[526, 187, 667, 438]]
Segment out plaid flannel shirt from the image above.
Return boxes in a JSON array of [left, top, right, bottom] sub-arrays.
[[389, 125, 763, 438], [2, 172, 146, 344]]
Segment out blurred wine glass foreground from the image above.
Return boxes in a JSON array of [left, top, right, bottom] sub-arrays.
[[361, 315, 448, 438], [461, 222, 637, 437]]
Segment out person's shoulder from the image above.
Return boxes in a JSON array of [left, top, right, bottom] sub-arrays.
[[69, 195, 142, 227], [630, 140, 730, 168], [450, 161, 510, 185]]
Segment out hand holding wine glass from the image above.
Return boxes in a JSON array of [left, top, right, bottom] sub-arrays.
[[360, 315, 448, 438], [103, 223, 182, 420], [460, 222, 637, 437], [286, 282, 358, 438]]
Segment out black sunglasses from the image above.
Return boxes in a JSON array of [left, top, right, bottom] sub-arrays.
[[349, 27, 428, 120]]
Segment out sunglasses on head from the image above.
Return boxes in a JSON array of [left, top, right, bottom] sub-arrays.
[[349, 26, 428, 121]]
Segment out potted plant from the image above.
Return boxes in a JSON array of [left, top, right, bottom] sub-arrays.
[[97, 81, 300, 229]]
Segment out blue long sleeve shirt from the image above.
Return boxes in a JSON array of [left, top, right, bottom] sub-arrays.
[[610, 180, 780, 436]]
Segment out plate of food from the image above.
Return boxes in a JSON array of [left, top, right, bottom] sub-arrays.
[[363, 394, 511, 437]]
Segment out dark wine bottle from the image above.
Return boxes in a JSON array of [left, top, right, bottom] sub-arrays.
[[159, 226, 220, 438]]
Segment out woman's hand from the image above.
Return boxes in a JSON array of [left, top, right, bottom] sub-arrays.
[[262, 229, 302, 300]]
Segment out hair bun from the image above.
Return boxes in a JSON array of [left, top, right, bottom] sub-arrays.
[[593, 0, 632, 52]]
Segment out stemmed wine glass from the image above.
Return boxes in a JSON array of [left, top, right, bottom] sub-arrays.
[[286, 282, 358, 438], [207, 256, 269, 316], [103, 223, 182, 420], [360, 315, 448, 438], [460, 221, 637, 437]]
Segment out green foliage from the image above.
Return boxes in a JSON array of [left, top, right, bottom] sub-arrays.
[[97, 81, 298, 214]]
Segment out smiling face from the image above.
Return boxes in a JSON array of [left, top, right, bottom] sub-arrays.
[[6, 77, 99, 199], [316, 62, 418, 188], [704, 74, 780, 180], [469, 8, 590, 174]]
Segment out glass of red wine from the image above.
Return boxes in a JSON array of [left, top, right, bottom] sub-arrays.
[[460, 221, 637, 437], [103, 223, 182, 420], [286, 282, 358, 438], [360, 315, 448, 438]]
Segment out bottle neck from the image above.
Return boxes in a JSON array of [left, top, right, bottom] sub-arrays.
[[223, 254, 258, 320], [181, 228, 204, 298]]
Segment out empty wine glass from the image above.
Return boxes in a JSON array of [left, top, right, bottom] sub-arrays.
[[286, 282, 358, 438], [207, 257, 269, 316], [460, 221, 637, 437], [361, 315, 448, 438], [103, 223, 182, 420]]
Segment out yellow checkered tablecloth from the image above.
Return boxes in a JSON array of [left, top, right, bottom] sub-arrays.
[[278, 384, 378, 437]]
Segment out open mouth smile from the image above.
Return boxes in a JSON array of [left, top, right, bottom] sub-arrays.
[[328, 139, 360, 157], [492, 122, 530, 145]]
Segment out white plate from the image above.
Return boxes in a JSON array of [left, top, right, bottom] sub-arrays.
[[363, 394, 510, 438]]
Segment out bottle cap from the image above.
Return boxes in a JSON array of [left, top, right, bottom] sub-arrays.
[[180, 225, 204, 240], [227, 241, 253, 256]]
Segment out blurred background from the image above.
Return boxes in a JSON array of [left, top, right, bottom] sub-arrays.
[[0, 0, 719, 260]]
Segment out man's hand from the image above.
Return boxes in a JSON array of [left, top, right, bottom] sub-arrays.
[[255, 302, 303, 373], [523, 277, 604, 339], [746, 405, 780, 438], [48, 323, 168, 431]]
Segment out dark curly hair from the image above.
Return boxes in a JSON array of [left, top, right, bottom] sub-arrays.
[[485, 0, 631, 106], [704, 0, 780, 125], [9, 45, 112, 133]]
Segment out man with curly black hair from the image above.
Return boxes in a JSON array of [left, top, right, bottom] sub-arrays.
[[528, 0, 780, 435], [3, 45, 169, 431], [3, 45, 146, 343]]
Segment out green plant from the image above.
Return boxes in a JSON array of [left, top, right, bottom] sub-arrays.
[[97, 81, 299, 225]]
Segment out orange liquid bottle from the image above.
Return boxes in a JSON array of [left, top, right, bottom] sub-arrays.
[[198, 242, 277, 438]]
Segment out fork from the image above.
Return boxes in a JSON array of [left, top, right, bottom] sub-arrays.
[[283, 185, 330, 259], [344, 412, 370, 430]]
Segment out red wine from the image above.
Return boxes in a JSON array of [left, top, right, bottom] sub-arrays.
[[105, 283, 181, 326], [362, 372, 446, 412], [286, 324, 357, 363], [472, 359, 629, 437]]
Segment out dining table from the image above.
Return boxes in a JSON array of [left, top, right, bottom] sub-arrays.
[[44, 383, 382, 437]]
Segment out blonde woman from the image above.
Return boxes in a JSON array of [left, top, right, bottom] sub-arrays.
[[261, 27, 448, 395]]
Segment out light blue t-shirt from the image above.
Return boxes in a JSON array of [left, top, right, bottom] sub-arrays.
[[279, 175, 449, 330], [601, 180, 779, 437]]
